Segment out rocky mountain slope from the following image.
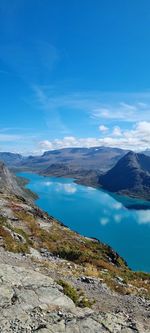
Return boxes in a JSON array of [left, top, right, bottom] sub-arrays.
[[0, 161, 36, 202], [99, 151, 150, 199], [0, 162, 149, 332]]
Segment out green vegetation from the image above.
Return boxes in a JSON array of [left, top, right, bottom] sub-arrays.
[[0, 225, 29, 253], [0, 214, 30, 253], [15, 213, 126, 270], [57, 279, 93, 307]]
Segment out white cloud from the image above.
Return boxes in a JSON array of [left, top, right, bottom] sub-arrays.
[[119, 102, 137, 111], [38, 121, 150, 152], [136, 121, 150, 134], [137, 102, 147, 108], [91, 101, 150, 122], [1, 88, 150, 154], [39, 136, 100, 151], [112, 126, 122, 136], [39, 140, 54, 150], [33, 86, 150, 124], [99, 125, 109, 132]]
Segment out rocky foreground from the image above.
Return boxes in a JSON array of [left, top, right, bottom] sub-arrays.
[[0, 192, 149, 333], [0, 164, 149, 332], [0, 249, 150, 333]]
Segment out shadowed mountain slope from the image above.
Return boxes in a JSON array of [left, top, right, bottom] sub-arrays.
[[99, 151, 150, 199]]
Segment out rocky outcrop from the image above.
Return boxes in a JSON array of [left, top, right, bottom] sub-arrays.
[[0, 161, 34, 201], [0, 263, 149, 333], [0, 162, 23, 194]]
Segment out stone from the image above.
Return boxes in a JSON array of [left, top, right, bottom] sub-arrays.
[[80, 276, 95, 284]]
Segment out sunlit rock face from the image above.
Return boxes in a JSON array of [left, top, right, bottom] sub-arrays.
[[0, 161, 21, 194], [0, 161, 34, 202]]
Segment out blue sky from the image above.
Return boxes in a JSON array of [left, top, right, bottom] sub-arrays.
[[0, 0, 150, 154]]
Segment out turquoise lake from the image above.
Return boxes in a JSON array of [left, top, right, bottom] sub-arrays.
[[18, 172, 150, 273]]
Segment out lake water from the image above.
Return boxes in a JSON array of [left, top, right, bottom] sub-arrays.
[[18, 172, 150, 273]]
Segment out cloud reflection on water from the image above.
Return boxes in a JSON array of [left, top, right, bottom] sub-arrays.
[[42, 178, 150, 226], [137, 210, 150, 225], [55, 183, 77, 194]]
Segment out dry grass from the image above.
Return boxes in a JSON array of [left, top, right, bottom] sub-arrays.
[[84, 263, 100, 278], [0, 225, 29, 253]]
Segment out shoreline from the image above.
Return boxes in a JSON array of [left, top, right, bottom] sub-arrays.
[[17, 170, 150, 209], [16, 171, 150, 274]]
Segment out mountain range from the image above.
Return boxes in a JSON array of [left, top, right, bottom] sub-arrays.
[[0, 147, 150, 200], [0, 146, 127, 172]]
